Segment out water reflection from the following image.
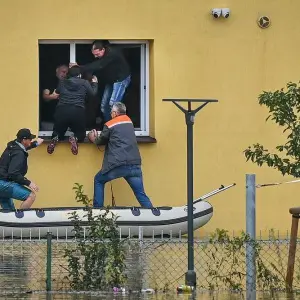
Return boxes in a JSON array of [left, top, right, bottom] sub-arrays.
[[2, 292, 300, 300], [1, 241, 300, 300]]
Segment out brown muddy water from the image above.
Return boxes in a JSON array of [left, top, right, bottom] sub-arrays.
[[1, 291, 300, 300], [0, 238, 299, 300]]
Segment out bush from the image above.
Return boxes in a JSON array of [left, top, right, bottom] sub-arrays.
[[64, 183, 127, 291]]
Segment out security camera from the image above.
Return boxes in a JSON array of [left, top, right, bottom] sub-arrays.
[[222, 8, 230, 18], [211, 8, 222, 18]]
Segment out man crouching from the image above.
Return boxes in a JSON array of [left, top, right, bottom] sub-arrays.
[[0, 129, 43, 210]]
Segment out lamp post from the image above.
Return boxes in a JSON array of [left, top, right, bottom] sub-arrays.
[[162, 98, 218, 288]]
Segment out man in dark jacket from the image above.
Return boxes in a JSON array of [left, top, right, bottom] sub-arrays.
[[41, 64, 68, 130], [0, 129, 43, 210], [88, 102, 153, 208], [70, 40, 131, 123], [47, 66, 98, 155]]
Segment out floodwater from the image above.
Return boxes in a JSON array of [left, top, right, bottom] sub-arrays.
[[0, 238, 299, 300], [2, 291, 300, 300]]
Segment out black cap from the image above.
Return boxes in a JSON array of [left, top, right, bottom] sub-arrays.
[[16, 128, 36, 140]]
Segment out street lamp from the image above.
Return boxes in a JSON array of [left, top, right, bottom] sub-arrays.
[[162, 98, 218, 288]]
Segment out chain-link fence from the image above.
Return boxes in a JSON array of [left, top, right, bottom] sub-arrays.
[[0, 230, 299, 294]]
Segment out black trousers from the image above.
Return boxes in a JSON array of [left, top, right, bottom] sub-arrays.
[[52, 105, 86, 142]]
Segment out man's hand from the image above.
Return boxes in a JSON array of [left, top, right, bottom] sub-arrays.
[[43, 89, 59, 100], [51, 89, 59, 99], [69, 62, 78, 68], [92, 75, 98, 83], [43, 89, 59, 101], [29, 182, 39, 192], [88, 129, 98, 143], [36, 138, 44, 146]]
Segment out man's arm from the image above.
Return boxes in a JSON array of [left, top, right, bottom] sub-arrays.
[[80, 52, 115, 74], [26, 141, 38, 151], [95, 126, 110, 145], [84, 81, 98, 97], [26, 138, 44, 151], [7, 152, 31, 186], [88, 126, 110, 146], [55, 80, 63, 94], [42, 89, 59, 102]]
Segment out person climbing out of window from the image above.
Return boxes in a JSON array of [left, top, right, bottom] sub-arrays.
[[47, 66, 98, 155]]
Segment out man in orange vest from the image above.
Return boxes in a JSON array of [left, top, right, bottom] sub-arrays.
[[88, 102, 153, 208]]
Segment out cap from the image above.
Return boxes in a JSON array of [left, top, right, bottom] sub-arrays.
[[16, 128, 36, 140]]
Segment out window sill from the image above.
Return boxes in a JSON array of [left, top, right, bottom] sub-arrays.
[[39, 136, 157, 144]]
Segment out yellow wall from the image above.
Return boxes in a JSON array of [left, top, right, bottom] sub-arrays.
[[0, 0, 299, 238]]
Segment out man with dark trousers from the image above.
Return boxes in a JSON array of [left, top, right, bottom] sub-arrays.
[[88, 102, 153, 208]]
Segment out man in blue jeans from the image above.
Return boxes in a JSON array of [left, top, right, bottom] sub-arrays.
[[70, 40, 131, 123], [0, 129, 43, 210], [87, 102, 153, 208]]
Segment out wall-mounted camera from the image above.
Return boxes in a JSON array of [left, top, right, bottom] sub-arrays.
[[222, 8, 230, 18], [211, 8, 222, 18], [211, 8, 231, 19]]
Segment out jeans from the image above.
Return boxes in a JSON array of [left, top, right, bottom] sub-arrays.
[[101, 75, 131, 122], [94, 164, 153, 208], [0, 180, 31, 210]]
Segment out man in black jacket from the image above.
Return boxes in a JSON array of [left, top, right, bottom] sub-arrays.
[[47, 66, 98, 155], [0, 129, 43, 210], [41, 64, 68, 130], [70, 40, 131, 123], [87, 102, 153, 208]]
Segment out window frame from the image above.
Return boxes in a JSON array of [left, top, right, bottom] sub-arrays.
[[38, 39, 150, 137]]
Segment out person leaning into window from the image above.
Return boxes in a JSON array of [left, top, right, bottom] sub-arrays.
[[87, 102, 153, 208], [70, 40, 131, 123], [0, 129, 43, 210], [41, 64, 68, 130], [47, 66, 98, 155]]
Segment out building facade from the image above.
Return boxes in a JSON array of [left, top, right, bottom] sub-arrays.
[[0, 0, 299, 237]]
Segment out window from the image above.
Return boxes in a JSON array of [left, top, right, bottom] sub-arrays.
[[38, 40, 150, 138]]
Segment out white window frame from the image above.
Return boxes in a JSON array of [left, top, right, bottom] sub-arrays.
[[38, 39, 150, 137]]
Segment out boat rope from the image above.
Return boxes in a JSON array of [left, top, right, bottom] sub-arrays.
[[256, 178, 300, 188], [93, 137, 115, 206], [110, 183, 116, 207]]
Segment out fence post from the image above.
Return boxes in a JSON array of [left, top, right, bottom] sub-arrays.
[[246, 174, 256, 300], [286, 207, 300, 291], [46, 232, 52, 292], [138, 226, 146, 290]]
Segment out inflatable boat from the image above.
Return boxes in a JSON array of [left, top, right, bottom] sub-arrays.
[[0, 183, 235, 238]]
